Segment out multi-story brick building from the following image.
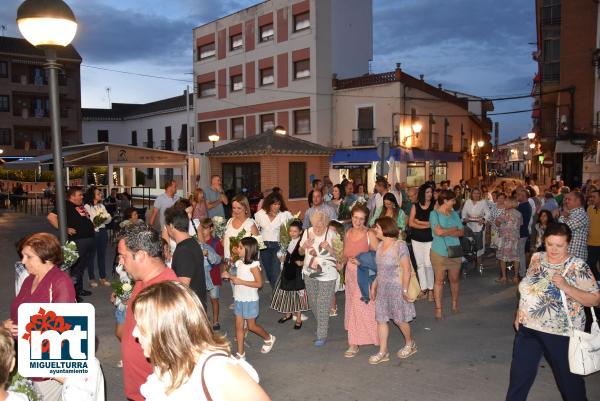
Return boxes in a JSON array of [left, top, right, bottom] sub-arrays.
[[192, 0, 372, 177], [533, 0, 600, 187], [0, 36, 82, 161]]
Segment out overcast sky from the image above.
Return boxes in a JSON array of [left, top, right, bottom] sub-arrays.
[[2, 0, 536, 143]]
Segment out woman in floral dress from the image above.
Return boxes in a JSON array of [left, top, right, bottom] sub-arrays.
[[489, 192, 506, 250], [343, 204, 379, 358], [368, 216, 417, 364], [494, 196, 522, 284]]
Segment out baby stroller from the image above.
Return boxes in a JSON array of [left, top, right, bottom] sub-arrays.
[[460, 225, 483, 277]]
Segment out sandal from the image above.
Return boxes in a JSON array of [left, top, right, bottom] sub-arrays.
[[278, 314, 293, 324], [235, 352, 246, 360], [294, 321, 302, 330], [368, 352, 389, 365], [260, 334, 276, 354], [397, 342, 417, 359], [329, 307, 338, 317], [344, 347, 359, 358]]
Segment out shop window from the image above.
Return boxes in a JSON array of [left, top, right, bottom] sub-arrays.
[[231, 117, 244, 139], [431, 161, 448, 183], [198, 120, 216, 142], [198, 42, 216, 60], [294, 109, 310, 135], [222, 163, 261, 195], [260, 67, 274, 86], [199, 81, 216, 97], [293, 59, 310, 79], [230, 33, 243, 51], [407, 161, 426, 187], [260, 113, 275, 132], [289, 162, 306, 199], [260, 23, 274, 42], [294, 12, 310, 32]]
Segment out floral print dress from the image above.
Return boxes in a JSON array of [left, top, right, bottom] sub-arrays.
[[518, 253, 599, 336], [495, 209, 522, 262]]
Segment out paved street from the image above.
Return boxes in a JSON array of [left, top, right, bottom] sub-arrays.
[[1, 211, 599, 401]]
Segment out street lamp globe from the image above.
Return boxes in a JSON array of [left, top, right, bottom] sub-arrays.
[[208, 134, 220, 143], [411, 120, 423, 135], [274, 125, 287, 135], [523, 150, 528, 155], [477, 140, 484, 148], [530, 143, 536, 149], [17, 0, 78, 47], [527, 132, 536, 140]]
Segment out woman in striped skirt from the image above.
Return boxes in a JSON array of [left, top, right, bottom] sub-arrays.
[[270, 220, 309, 329]]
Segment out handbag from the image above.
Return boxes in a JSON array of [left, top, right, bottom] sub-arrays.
[[434, 211, 463, 258], [559, 261, 600, 375], [397, 241, 421, 301]]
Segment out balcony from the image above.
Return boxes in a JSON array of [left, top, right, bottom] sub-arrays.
[[431, 142, 439, 150], [160, 139, 173, 151], [444, 144, 453, 152], [143, 141, 154, 148], [352, 128, 375, 146]]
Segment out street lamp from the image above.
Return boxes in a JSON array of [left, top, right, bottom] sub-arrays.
[[477, 139, 485, 148], [17, 0, 78, 245], [411, 119, 423, 136], [274, 125, 287, 135], [208, 134, 220, 148], [530, 143, 536, 149], [527, 132, 536, 140], [523, 150, 528, 156]]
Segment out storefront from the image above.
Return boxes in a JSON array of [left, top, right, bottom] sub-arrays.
[[330, 149, 379, 191]]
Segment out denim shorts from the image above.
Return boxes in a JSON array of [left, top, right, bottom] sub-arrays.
[[115, 306, 126, 324], [234, 300, 259, 319], [209, 285, 220, 300]]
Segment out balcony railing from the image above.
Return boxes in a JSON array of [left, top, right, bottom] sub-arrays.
[[444, 144, 453, 152], [431, 142, 439, 150], [160, 139, 173, 151], [143, 141, 154, 148], [352, 128, 375, 146]]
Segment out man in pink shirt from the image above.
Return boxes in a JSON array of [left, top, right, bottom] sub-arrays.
[[117, 224, 177, 401]]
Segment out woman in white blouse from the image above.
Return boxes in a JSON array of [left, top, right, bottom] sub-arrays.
[[84, 187, 112, 287], [223, 195, 259, 263], [253, 192, 292, 290], [461, 188, 490, 258]]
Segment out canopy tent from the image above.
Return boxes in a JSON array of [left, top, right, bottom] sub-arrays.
[[3, 142, 194, 195]]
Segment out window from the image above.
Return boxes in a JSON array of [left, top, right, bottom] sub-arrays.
[[97, 130, 109, 142], [407, 161, 426, 187], [260, 114, 275, 132], [289, 162, 306, 198], [294, 109, 310, 135], [222, 163, 261, 194], [431, 132, 439, 150], [260, 24, 274, 42], [445, 135, 453, 152], [230, 33, 243, 51], [0, 128, 11, 145], [0, 95, 9, 112], [357, 107, 374, 129], [0, 61, 7, 78], [178, 124, 188, 151], [542, 37, 560, 81], [198, 120, 216, 142], [164, 126, 172, 150], [199, 81, 216, 97], [198, 42, 216, 60], [230, 74, 243, 92], [260, 67, 274, 86], [131, 130, 137, 146], [145, 129, 154, 148], [462, 137, 468, 152], [293, 59, 310, 79], [542, 0, 561, 25], [231, 117, 244, 139], [293, 12, 310, 32]]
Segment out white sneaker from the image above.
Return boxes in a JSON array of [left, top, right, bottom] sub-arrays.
[[300, 313, 309, 321]]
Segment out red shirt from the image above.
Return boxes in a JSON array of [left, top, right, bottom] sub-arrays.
[[122, 267, 177, 401]]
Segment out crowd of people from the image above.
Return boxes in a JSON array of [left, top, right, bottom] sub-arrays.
[[1, 173, 600, 401]]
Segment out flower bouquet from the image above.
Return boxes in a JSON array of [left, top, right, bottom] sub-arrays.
[[332, 233, 346, 286], [226, 228, 247, 272], [279, 212, 302, 255], [9, 372, 40, 401], [93, 210, 111, 228], [112, 266, 133, 310], [212, 216, 226, 239], [337, 202, 351, 221], [60, 240, 79, 272]]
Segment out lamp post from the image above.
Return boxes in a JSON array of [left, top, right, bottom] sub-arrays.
[[17, 0, 78, 245], [411, 120, 423, 137], [208, 134, 220, 148]]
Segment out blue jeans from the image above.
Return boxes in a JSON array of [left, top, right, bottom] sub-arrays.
[[506, 325, 588, 401], [89, 228, 108, 280], [260, 241, 281, 290]]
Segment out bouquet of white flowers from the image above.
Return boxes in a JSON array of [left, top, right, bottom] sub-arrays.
[[212, 216, 226, 239], [60, 241, 79, 272], [253, 235, 267, 250], [112, 265, 133, 310], [278, 212, 302, 255], [9, 372, 40, 401], [93, 210, 111, 228]]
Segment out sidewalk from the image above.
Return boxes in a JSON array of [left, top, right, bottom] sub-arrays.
[[1, 212, 598, 401]]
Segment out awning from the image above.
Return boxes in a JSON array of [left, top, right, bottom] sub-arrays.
[[331, 149, 379, 164], [391, 148, 463, 162]]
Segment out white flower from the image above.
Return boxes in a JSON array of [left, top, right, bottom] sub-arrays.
[[121, 283, 132, 292], [213, 216, 224, 224]]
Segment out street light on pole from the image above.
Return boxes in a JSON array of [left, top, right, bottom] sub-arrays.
[[208, 134, 220, 148], [17, 0, 78, 245], [527, 132, 536, 140]]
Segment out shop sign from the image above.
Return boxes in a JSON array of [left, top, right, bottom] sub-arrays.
[[542, 159, 554, 167]]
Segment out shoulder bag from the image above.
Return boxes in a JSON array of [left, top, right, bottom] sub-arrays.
[[396, 240, 421, 301], [559, 260, 600, 375], [434, 211, 463, 258]]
